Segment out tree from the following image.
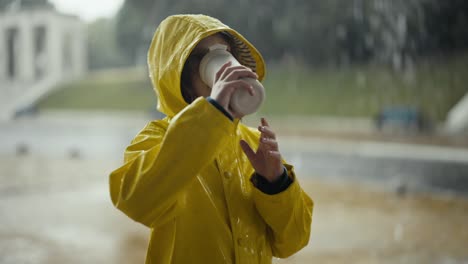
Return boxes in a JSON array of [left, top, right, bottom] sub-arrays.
[[87, 18, 128, 69], [114, 0, 468, 67], [418, 0, 468, 55]]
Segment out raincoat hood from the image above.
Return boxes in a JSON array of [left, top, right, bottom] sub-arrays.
[[147, 14, 266, 117]]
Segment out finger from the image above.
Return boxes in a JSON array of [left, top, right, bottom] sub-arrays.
[[260, 137, 279, 151], [261, 117, 270, 127], [258, 125, 276, 139], [223, 67, 258, 82], [215, 61, 232, 82], [219, 65, 248, 80], [217, 80, 251, 102], [268, 150, 282, 160], [226, 79, 255, 96], [240, 140, 257, 163]]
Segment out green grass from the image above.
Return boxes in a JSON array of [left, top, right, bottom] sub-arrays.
[[37, 68, 156, 111], [260, 55, 468, 121], [38, 55, 468, 121]]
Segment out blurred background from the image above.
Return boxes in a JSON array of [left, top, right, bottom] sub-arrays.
[[0, 0, 468, 263]]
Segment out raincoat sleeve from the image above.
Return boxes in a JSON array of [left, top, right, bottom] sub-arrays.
[[109, 98, 234, 227], [252, 164, 313, 258]]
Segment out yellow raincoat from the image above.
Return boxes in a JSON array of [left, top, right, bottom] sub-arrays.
[[109, 14, 313, 264]]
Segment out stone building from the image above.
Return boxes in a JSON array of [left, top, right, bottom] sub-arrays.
[[0, 8, 86, 120]]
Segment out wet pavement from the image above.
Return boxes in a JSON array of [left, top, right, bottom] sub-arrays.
[[1, 155, 467, 264], [290, 151, 468, 195], [1, 113, 468, 263], [2, 112, 468, 196], [283, 182, 468, 264], [0, 156, 148, 264]]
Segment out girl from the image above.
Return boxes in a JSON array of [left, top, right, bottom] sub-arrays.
[[109, 14, 313, 264]]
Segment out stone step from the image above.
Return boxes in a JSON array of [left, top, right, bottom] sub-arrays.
[[0, 77, 60, 121]]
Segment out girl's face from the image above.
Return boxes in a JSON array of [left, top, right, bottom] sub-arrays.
[[184, 33, 232, 99]]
